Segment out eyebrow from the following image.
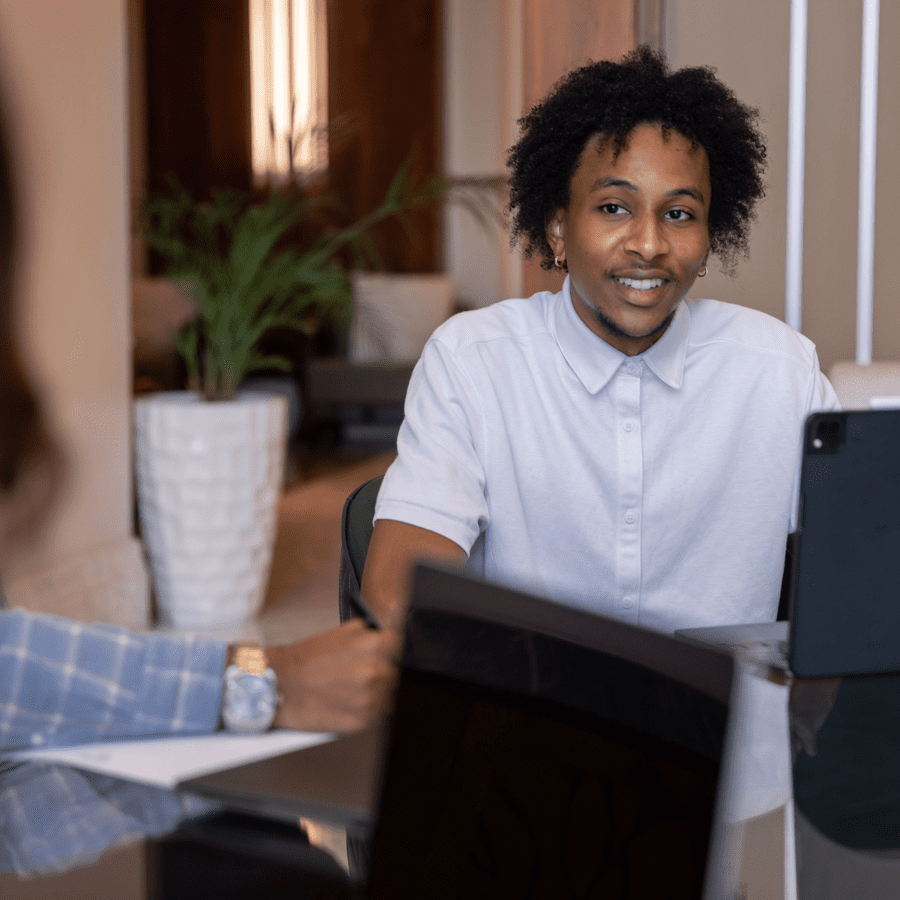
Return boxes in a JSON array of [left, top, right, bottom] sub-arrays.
[[591, 176, 706, 203]]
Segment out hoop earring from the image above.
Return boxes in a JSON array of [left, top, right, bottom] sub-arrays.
[[554, 257, 565, 269], [698, 265, 708, 277]]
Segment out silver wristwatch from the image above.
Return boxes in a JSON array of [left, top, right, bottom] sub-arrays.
[[221, 644, 281, 733]]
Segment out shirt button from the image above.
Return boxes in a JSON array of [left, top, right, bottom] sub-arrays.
[[625, 510, 637, 524], [623, 420, 635, 432], [622, 596, 635, 609], [625, 361, 639, 374]]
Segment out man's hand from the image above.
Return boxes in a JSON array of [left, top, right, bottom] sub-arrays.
[[265, 619, 400, 734]]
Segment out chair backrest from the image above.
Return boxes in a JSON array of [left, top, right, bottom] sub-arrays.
[[778, 531, 797, 621], [338, 475, 383, 625]]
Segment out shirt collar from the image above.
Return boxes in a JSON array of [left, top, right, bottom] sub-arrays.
[[642, 298, 690, 389], [553, 276, 691, 394]]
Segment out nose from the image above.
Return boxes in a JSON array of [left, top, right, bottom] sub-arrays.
[[623, 211, 669, 260]]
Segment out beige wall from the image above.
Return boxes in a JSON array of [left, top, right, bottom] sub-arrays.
[[0, 0, 889, 583], [669, 0, 900, 375], [443, 0, 521, 309], [0, 0, 131, 580]]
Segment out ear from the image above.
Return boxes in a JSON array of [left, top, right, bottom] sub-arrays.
[[545, 209, 566, 259]]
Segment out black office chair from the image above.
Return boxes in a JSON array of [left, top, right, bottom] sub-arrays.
[[339, 475, 383, 625], [778, 532, 798, 622], [337, 475, 386, 879]]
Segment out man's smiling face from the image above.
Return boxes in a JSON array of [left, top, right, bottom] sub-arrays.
[[547, 123, 712, 356]]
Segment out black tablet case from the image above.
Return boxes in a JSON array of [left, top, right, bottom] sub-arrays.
[[789, 410, 900, 677]]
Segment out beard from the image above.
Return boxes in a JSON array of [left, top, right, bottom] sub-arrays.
[[583, 296, 677, 344]]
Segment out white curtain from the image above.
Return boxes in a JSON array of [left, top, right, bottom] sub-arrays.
[[249, 0, 328, 186]]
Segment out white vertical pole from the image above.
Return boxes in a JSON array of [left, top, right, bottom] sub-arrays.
[[785, 0, 808, 333], [856, 0, 880, 365], [785, 799, 798, 900]]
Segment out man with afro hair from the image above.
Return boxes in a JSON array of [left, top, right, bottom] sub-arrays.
[[508, 46, 766, 276], [364, 47, 837, 638], [362, 43, 839, 840]]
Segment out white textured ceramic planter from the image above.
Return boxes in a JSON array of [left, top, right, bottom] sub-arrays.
[[133, 391, 287, 629]]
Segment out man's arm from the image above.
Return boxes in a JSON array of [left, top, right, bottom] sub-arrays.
[[361, 519, 466, 628]]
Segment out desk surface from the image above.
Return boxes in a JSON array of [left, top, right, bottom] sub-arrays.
[[181, 723, 385, 829], [0, 727, 382, 898], [1, 678, 798, 899]]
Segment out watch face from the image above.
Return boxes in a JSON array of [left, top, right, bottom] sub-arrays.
[[223, 670, 278, 733]]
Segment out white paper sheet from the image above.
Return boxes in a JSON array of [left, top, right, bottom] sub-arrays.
[[10, 729, 335, 789]]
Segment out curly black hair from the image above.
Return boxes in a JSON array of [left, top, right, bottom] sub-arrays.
[[507, 46, 767, 273]]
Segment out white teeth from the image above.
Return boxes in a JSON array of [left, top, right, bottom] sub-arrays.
[[615, 276, 664, 291]]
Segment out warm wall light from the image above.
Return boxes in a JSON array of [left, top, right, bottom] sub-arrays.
[[249, 0, 328, 186]]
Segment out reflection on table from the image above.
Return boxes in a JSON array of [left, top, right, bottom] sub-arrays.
[[790, 672, 900, 897], [0, 761, 210, 878], [0, 761, 350, 900]]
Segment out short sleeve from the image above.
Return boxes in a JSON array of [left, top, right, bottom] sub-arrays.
[[375, 337, 489, 555], [808, 353, 842, 415]]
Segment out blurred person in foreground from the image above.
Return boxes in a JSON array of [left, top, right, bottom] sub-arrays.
[[0, 90, 394, 877]]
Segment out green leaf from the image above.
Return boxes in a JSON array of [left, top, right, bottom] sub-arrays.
[[138, 154, 462, 397]]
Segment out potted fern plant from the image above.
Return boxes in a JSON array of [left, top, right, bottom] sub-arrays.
[[133, 166, 423, 630]]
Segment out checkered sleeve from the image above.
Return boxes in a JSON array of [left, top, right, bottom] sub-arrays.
[[0, 609, 227, 751]]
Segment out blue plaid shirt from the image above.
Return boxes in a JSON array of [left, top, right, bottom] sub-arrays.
[[0, 608, 227, 876]]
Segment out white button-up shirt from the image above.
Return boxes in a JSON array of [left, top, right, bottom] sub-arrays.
[[377, 278, 839, 634]]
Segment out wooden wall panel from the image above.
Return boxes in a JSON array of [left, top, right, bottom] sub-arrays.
[[144, 0, 252, 198], [520, 0, 636, 297], [522, 0, 635, 110], [326, 0, 442, 272]]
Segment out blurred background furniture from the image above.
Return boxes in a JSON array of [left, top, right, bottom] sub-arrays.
[[131, 277, 196, 394], [305, 273, 457, 449], [828, 361, 900, 410]]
